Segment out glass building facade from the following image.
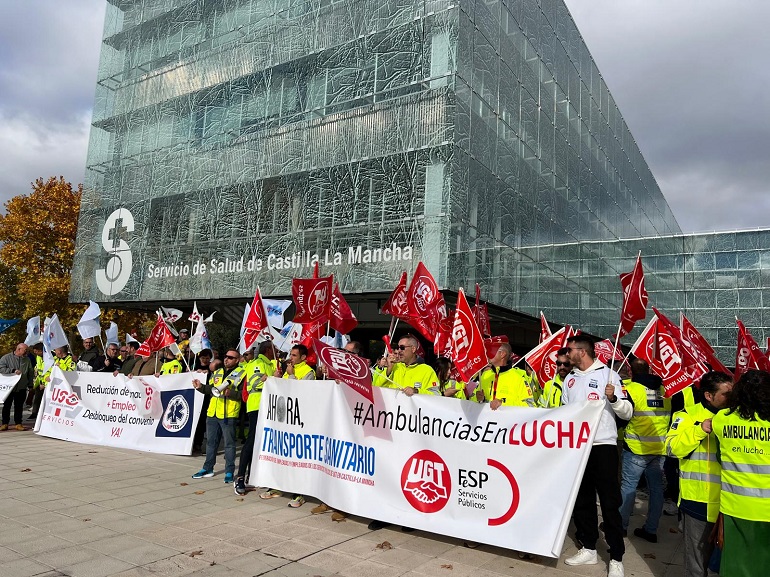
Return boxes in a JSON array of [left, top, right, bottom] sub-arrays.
[[71, 0, 767, 363]]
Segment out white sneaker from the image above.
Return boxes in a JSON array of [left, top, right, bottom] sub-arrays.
[[565, 548, 598, 566], [608, 559, 624, 577]]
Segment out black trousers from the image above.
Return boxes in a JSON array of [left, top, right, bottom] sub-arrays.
[[573, 443, 625, 561], [2, 388, 28, 425], [237, 411, 259, 478]]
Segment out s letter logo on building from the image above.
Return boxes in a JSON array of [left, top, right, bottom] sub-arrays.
[[96, 208, 134, 296]]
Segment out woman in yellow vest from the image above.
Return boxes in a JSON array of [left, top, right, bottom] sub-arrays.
[[712, 369, 770, 577]]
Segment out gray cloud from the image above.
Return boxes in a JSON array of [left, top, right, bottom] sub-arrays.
[[0, 0, 104, 202], [564, 0, 770, 233]]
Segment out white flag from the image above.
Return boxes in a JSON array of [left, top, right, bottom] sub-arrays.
[[105, 322, 119, 345], [24, 316, 41, 346], [77, 300, 102, 339], [44, 314, 69, 352], [188, 301, 201, 322], [189, 317, 212, 355], [126, 333, 139, 344], [263, 299, 292, 329], [161, 307, 183, 323]]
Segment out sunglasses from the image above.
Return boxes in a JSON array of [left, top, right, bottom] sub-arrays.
[[396, 345, 413, 351], [556, 361, 571, 367], [224, 355, 239, 360]]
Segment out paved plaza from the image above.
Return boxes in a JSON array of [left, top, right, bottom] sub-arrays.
[[1, 427, 685, 577]]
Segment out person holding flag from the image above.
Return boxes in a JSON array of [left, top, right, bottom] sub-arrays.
[[191, 349, 248, 483], [28, 343, 46, 422], [561, 335, 632, 577], [159, 347, 183, 375], [234, 341, 277, 496], [477, 343, 535, 409], [373, 334, 439, 396]]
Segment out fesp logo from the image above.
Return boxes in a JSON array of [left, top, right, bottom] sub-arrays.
[[401, 450, 451, 513], [96, 208, 134, 296]]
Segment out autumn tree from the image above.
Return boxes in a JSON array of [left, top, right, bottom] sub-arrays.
[[0, 177, 151, 350]]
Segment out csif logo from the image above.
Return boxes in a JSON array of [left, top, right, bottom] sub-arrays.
[[400, 450, 451, 513], [96, 208, 135, 296]]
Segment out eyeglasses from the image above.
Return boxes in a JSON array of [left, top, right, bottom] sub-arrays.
[[555, 361, 571, 367], [224, 355, 239, 360], [396, 345, 414, 351]]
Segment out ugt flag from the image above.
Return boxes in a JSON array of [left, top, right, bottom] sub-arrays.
[[451, 288, 487, 383], [616, 253, 648, 338]]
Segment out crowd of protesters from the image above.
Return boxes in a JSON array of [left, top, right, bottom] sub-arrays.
[[1, 331, 768, 577]]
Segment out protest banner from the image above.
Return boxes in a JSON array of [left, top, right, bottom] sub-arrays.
[[35, 368, 202, 455], [0, 374, 21, 404], [252, 378, 604, 557]]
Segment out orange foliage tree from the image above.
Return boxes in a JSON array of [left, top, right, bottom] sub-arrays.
[[0, 177, 151, 350]]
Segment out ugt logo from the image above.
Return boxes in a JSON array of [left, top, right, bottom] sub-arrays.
[[96, 208, 134, 296], [401, 450, 451, 513]]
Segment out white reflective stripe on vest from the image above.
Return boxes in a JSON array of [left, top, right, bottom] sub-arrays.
[[721, 462, 770, 474], [625, 433, 666, 443], [686, 450, 715, 462], [721, 482, 770, 498], [680, 471, 720, 484]]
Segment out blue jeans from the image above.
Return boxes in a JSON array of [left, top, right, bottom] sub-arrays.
[[203, 416, 236, 475], [619, 450, 664, 533]]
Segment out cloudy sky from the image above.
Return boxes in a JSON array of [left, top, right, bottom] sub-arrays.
[[0, 0, 768, 234]]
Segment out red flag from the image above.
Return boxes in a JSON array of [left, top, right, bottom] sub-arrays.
[[617, 254, 648, 338], [312, 262, 319, 279], [680, 313, 732, 377], [381, 272, 409, 319], [434, 309, 455, 357], [137, 314, 176, 358], [525, 326, 568, 388], [631, 316, 694, 397], [292, 275, 333, 324], [472, 284, 491, 337], [653, 308, 709, 383], [594, 339, 625, 365], [735, 319, 770, 380], [451, 289, 488, 382], [539, 311, 552, 344], [405, 262, 447, 340], [244, 288, 269, 332], [314, 339, 373, 403], [330, 283, 358, 335], [483, 335, 509, 361]]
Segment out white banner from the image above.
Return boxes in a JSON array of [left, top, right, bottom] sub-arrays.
[[0, 374, 22, 404], [35, 368, 202, 455], [252, 378, 605, 557]]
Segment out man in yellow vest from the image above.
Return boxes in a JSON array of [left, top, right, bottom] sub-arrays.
[[159, 347, 183, 375], [478, 343, 535, 409], [373, 335, 438, 395], [28, 343, 46, 422], [619, 358, 671, 543], [540, 347, 570, 408], [666, 371, 732, 577], [712, 369, 770, 576], [191, 349, 247, 483], [234, 342, 276, 496]]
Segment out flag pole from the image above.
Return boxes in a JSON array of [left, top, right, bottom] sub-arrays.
[[610, 318, 624, 367]]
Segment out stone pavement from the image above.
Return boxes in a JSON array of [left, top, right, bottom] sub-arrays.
[[0, 428, 685, 577]]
